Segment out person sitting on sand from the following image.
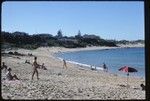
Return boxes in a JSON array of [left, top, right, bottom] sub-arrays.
[[103, 63, 108, 72], [41, 63, 47, 70], [6, 68, 19, 80], [28, 53, 33, 56], [31, 57, 39, 80], [25, 60, 30, 64], [2, 62, 7, 72], [63, 59, 67, 69], [140, 84, 145, 90]]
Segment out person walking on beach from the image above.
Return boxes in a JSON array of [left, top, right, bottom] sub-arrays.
[[63, 59, 67, 69], [32, 56, 39, 80], [103, 63, 108, 72], [6, 68, 19, 80]]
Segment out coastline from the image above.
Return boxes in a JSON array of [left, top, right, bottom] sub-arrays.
[[53, 43, 144, 54], [54, 45, 145, 78], [1, 45, 145, 99]]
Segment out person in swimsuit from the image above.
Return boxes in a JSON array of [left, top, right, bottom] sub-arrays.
[[103, 63, 108, 72], [31, 57, 39, 80], [63, 59, 67, 69], [6, 68, 19, 80]]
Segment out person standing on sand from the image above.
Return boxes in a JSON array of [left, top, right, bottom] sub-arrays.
[[32, 57, 39, 80], [63, 59, 67, 69]]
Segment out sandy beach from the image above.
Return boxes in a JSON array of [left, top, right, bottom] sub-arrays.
[[1, 46, 145, 100]]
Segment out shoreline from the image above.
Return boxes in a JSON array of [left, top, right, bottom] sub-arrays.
[[1, 45, 145, 99], [53, 46, 145, 79], [53, 44, 144, 54], [2, 45, 145, 79]]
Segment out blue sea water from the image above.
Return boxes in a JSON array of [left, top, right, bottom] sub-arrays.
[[56, 47, 145, 78]]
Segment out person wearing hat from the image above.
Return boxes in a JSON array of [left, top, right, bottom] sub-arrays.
[[6, 68, 19, 80]]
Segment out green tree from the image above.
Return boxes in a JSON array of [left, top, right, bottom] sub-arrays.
[[78, 30, 81, 37], [75, 30, 82, 39], [56, 29, 63, 39]]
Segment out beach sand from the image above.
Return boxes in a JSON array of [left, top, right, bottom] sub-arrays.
[[1, 46, 145, 100]]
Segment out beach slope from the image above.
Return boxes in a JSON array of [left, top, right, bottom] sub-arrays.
[[1, 46, 145, 100]]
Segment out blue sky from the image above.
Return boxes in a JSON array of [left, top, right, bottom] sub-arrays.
[[2, 1, 144, 40]]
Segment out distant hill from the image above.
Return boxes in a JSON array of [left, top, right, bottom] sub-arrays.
[[106, 39, 144, 46], [116, 40, 144, 45]]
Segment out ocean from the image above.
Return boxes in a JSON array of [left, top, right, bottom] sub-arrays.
[[55, 47, 145, 78]]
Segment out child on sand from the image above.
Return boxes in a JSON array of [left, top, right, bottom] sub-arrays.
[[63, 59, 67, 69], [31, 57, 39, 80], [6, 68, 19, 80]]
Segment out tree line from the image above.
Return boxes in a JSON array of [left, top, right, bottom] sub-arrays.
[[1, 30, 144, 49]]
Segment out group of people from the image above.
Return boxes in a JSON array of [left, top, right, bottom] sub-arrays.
[[32, 57, 67, 80], [1, 62, 19, 80], [1, 57, 45, 81], [2, 56, 67, 81], [90, 63, 108, 72], [1, 58, 146, 91], [0, 59, 113, 82], [2, 59, 107, 81]]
